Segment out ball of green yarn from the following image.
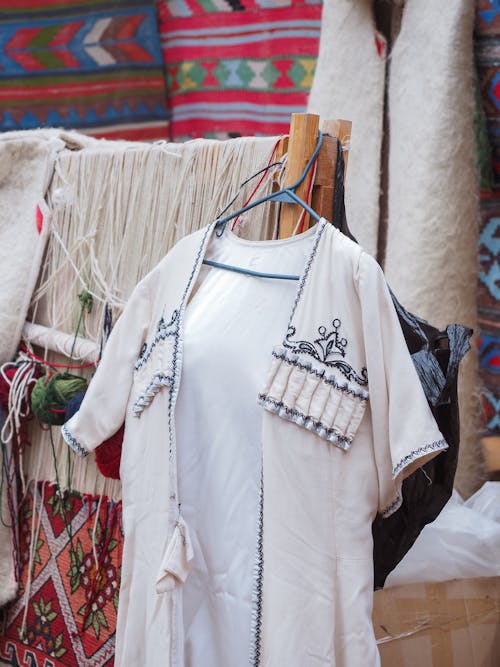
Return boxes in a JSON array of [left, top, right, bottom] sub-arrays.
[[31, 373, 88, 426]]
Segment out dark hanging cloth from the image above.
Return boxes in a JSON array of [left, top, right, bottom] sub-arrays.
[[332, 141, 472, 589]]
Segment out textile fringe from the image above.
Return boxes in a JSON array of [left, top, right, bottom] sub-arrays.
[[24, 136, 279, 499], [26, 409, 122, 501], [20, 481, 45, 640]]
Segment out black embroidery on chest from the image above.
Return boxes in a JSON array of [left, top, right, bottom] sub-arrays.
[[134, 309, 180, 371], [283, 319, 368, 386]]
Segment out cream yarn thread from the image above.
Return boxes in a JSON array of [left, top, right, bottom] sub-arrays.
[[25, 136, 278, 500]]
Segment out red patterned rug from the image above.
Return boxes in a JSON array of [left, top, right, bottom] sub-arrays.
[[159, 0, 322, 140], [0, 0, 170, 141], [0, 483, 122, 667], [475, 1, 500, 434]]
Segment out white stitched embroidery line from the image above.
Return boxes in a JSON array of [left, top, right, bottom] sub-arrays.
[[258, 394, 353, 451], [248, 469, 264, 667], [134, 310, 180, 371], [382, 439, 448, 518], [271, 349, 369, 400], [61, 423, 88, 457], [286, 218, 327, 329], [131, 223, 215, 422], [392, 439, 448, 479], [381, 492, 403, 518], [132, 374, 174, 417]]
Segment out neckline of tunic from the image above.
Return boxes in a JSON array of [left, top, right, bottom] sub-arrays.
[[191, 218, 329, 336], [221, 221, 320, 249]]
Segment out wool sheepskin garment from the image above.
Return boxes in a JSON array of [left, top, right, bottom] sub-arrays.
[[62, 219, 447, 666], [0, 131, 65, 365], [307, 0, 386, 258], [0, 130, 65, 608], [382, 0, 479, 497]]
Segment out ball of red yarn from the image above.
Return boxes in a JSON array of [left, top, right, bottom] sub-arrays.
[[94, 425, 124, 480], [0, 366, 40, 413], [0, 368, 15, 410]]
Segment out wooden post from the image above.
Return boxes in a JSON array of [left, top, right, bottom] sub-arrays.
[[276, 114, 352, 238], [278, 113, 320, 238], [310, 119, 352, 229], [322, 118, 352, 177], [310, 120, 340, 228]]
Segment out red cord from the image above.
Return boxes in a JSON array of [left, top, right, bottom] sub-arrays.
[[20, 343, 99, 370], [230, 137, 318, 236], [231, 137, 283, 231]]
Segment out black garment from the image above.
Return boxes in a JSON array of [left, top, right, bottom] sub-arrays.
[[372, 314, 470, 589], [331, 141, 472, 589]]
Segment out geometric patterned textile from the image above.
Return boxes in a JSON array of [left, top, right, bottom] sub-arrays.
[[478, 201, 500, 431], [476, 2, 500, 188], [0, 483, 122, 667], [0, 1, 169, 142], [159, 0, 322, 140], [0, 4, 320, 662], [475, 1, 500, 433]]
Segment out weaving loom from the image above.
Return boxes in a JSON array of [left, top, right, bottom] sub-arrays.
[[0, 121, 348, 666]]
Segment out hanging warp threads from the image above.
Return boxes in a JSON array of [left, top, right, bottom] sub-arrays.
[[0, 353, 41, 494], [0, 353, 41, 600], [20, 289, 94, 612], [25, 135, 278, 499], [30, 290, 92, 426]]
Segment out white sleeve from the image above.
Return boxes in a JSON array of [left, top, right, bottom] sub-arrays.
[[357, 251, 448, 517], [62, 278, 151, 456]]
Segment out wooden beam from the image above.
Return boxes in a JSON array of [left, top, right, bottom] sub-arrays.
[[276, 115, 352, 237], [278, 113, 320, 238], [310, 133, 337, 227], [322, 118, 352, 177], [22, 322, 99, 363]]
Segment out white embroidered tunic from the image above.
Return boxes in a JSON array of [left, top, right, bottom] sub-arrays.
[[63, 219, 447, 667], [177, 227, 316, 665]]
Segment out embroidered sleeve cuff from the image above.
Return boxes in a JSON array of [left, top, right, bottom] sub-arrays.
[[381, 438, 448, 518], [392, 438, 448, 480], [61, 423, 89, 457], [380, 492, 403, 518]]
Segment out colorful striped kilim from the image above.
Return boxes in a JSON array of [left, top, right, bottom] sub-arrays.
[[158, 0, 323, 140], [1, 1, 322, 141], [0, 483, 122, 667], [477, 197, 500, 432], [0, 1, 169, 141], [476, 0, 500, 433], [0, 4, 322, 663]]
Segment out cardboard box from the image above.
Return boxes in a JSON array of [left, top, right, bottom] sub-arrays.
[[373, 577, 500, 666], [481, 436, 500, 473]]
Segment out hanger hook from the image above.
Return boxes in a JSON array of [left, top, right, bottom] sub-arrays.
[[213, 130, 323, 232], [215, 221, 227, 237]]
